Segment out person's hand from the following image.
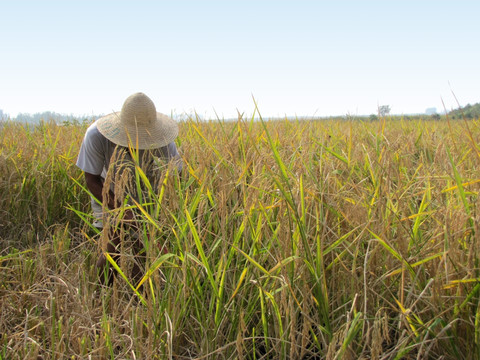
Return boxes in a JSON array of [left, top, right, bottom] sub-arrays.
[[123, 209, 135, 221], [122, 209, 137, 230], [157, 241, 169, 254]]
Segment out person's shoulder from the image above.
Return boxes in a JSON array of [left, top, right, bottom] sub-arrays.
[[167, 141, 178, 149], [85, 120, 101, 135], [164, 142, 179, 152], [84, 120, 107, 141]]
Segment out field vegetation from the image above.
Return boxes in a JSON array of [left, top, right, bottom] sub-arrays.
[[1, 113, 480, 359]]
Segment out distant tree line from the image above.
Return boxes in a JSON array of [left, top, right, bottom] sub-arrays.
[[0, 110, 100, 125], [1, 103, 478, 125], [15, 111, 100, 125], [366, 103, 480, 121], [448, 103, 480, 120]]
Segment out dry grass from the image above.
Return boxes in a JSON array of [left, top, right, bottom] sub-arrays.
[[1, 115, 480, 359]]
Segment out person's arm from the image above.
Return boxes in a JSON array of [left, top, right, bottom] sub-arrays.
[[85, 171, 134, 221], [163, 142, 183, 173], [84, 172, 114, 209], [78, 124, 117, 210]]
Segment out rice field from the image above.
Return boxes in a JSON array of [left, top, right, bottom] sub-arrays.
[[1, 114, 480, 359]]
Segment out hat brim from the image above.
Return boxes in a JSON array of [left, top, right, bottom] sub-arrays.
[[96, 111, 179, 149]]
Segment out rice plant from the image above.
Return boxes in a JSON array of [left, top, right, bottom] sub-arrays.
[[1, 114, 480, 359]]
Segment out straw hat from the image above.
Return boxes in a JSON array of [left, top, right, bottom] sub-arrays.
[[96, 92, 178, 149]]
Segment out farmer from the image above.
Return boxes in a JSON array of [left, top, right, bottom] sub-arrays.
[[76, 92, 182, 286]]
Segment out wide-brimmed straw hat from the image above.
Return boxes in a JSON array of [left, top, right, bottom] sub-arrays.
[[96, 92, 178, 149]]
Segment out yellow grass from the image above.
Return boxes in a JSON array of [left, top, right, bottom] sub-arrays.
[[1, 116, 480, 359]]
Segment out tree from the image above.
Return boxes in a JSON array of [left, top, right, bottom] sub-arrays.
[[448, 102, 480, 120], [378, 105, 391, 117]]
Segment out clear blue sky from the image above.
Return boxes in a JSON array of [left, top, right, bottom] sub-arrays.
[[1, 0, 479, 118]]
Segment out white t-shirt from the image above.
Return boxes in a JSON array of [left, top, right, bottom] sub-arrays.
[[76, 120, 182, 227]]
